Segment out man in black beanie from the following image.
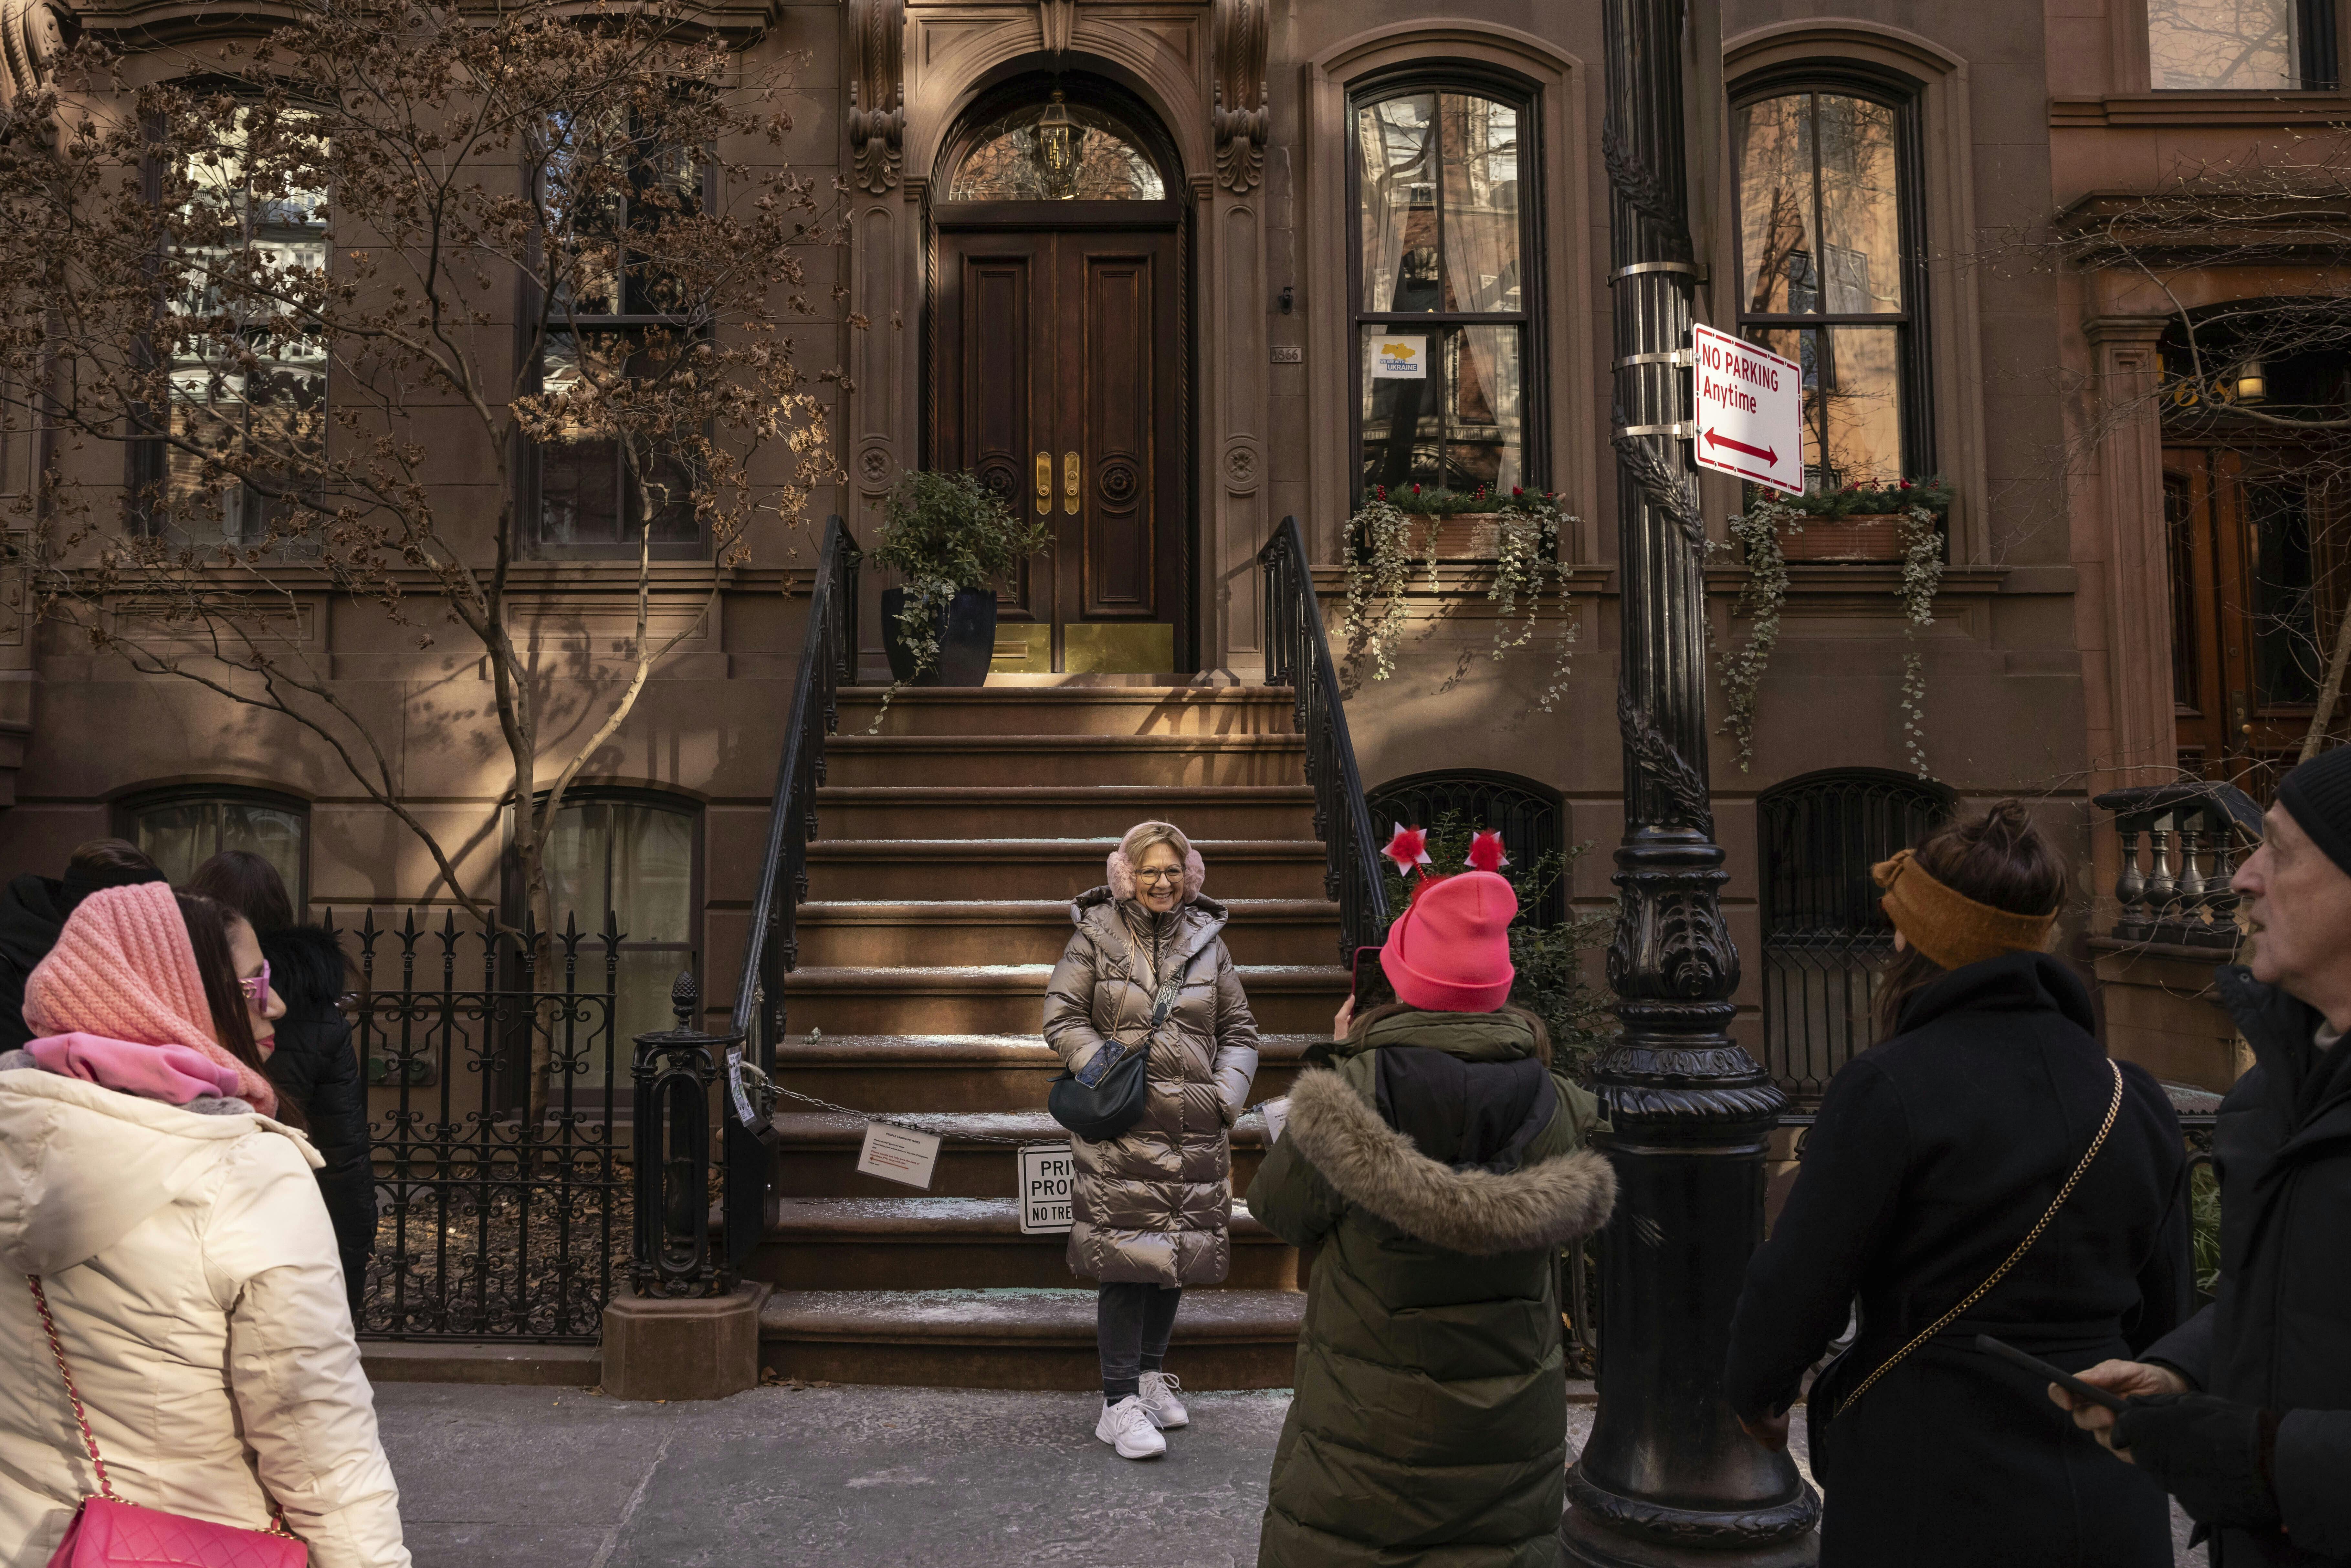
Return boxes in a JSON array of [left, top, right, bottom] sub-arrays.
[[2058, 746, 2351, 1565], [0, 838, 166, 1052]]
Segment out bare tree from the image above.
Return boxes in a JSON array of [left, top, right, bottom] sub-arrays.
[[0, 0, 843, 1119]]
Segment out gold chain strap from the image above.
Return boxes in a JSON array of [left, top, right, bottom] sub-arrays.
[[28, 1273, 300, 1540], [1833, 1059, 2125, 1419]]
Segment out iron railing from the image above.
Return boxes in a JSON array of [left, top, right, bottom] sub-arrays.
[[725, 514, 859, 1263], [1261, 515, 1390, 962], [345, 909, 628, 1342], [2094, 782, 2262, 947]]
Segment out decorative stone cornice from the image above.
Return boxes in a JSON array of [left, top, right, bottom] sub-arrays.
[[1210, 0, 1266, 193], [847, 0, 903, 193], [78, 0, 780, 47]]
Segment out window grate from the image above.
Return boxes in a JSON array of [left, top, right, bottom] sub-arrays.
[[1365, 770, 1564, 926]]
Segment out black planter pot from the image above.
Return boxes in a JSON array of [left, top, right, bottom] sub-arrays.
[[881, 586, 999, 686]]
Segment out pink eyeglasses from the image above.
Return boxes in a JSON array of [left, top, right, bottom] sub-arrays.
[[239, 960, 271, 1011]]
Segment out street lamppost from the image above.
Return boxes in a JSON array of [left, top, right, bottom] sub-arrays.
[[1562, 1, 1821, 1563]]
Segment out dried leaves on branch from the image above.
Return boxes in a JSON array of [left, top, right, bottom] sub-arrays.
[[0, 0, 844, 1121]]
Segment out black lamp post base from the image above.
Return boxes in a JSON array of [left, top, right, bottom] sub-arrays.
[[1561, 1496, 1821, 1568]]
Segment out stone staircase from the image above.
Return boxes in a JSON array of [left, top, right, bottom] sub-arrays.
[[749, 683, 1348, 1390]]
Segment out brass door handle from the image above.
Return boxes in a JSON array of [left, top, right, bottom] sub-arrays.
[[1034, 452, 1053, 515], [1063, 451, 1081, 515]]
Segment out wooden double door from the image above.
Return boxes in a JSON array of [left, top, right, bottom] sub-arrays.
[[2166, 445, 2346, 795], [935, 224, 1185, 673]]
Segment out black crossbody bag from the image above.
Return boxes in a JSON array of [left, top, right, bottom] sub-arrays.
[[1048, 979, 1179, 1143]]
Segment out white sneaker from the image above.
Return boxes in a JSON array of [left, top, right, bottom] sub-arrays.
[[1094, 1395, 1167, 1459], [1137, 1370, 1189, 1430]]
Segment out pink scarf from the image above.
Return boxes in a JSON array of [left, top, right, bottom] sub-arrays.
[[22, 883, 277, 1115], [26, 1032, 243, 1105]]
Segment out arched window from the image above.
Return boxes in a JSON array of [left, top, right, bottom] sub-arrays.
[[1731, 78, 1929, 490], [947, 91, 1168, 201], [541, 793, 700, 1053], [1351, 80, 1536, 497], [122, 786, 309, 906], [1758, 769, 1952, 1099], [1365, 769, 1563, 926]]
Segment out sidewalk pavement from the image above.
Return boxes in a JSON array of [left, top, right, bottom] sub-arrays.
[[373, 1382, 2189, 1567]]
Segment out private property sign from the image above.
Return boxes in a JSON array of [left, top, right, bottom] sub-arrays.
[[1018, 1144, 1076, 1234], [1691, 324, 1803, 495]]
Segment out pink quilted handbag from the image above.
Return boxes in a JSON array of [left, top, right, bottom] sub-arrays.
[[29, 1276, 307, 1568]]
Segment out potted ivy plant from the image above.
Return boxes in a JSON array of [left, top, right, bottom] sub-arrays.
[[869, 469, 1052, 686]]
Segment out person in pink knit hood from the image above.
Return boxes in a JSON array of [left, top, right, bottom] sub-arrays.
[[0, 882, 411, 1566]]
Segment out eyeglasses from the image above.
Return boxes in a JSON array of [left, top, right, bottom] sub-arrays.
[[1134, 868, 1184, 884], [239, 960, 271, 1011]]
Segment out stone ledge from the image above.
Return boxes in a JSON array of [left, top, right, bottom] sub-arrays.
[[359, 1340, 601, 1387]]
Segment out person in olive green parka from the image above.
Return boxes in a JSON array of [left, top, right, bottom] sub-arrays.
[[1251, 856, 1615, 1568]]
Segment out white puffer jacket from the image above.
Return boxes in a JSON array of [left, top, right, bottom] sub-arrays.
[[0, 1068, 409, 1567]]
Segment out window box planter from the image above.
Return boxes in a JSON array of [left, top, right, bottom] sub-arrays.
[[1775, 512, 1913, 562], [1397, 512, 1506, 563]]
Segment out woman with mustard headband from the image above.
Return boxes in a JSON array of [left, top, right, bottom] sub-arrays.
[[1722, 800, 2191, 1568]]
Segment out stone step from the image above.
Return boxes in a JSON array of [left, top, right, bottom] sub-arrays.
[[765, 1111, 1275, 1199], [746, 1197, 1297, 1292], [758, 1286, 1306, 1391], [767, 1033, 1317, 1114], [812, 785, 1318, 841], [802, 838, 1332, 902], [792, 898, 1341, 968], [835, 685, 1297, 737], [822, 734, 1307, 787], [780, 964, 1349, 1036]]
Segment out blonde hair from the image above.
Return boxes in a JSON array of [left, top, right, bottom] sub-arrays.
[[1107, 820, 1205, 904]]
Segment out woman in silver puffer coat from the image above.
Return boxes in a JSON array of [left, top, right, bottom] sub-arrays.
[[1043, 820, 1260, 1461]]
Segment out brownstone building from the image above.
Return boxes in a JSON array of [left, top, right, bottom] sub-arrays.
[[0, 0, 2341, 1373]]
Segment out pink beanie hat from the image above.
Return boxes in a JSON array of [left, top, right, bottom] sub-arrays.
[[1378, 869, 1517, 1013], [22, 883, 277, 1115]]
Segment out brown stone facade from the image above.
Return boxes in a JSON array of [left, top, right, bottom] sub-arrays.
[[2, 0, 2336, 1087]]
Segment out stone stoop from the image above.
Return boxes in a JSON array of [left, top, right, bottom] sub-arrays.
[[750, 684, 1346, 1390]]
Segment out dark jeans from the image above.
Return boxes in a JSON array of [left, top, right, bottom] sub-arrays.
[[1097, 1282, 1183, 1400]]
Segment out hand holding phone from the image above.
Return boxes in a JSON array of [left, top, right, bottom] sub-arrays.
[[1973, 1334, 2128, 1413]]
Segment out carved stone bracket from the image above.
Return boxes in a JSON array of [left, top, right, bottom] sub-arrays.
[[1038, 0, 1076, 58], [1, 0, 71, 110], [1211, 0, 1268, 193], [847, 0, 905, 194]]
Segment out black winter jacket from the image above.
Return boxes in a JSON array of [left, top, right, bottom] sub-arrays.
[[2145, 968, 2351, 1567], [1724, 951, 2190, 1568], [0, 875, 67, 1054], [260, 924, 374, 1324]]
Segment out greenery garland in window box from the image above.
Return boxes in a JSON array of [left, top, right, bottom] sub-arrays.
[[1713, 479, 1950, 779], [1340, 485, 1582, 714]]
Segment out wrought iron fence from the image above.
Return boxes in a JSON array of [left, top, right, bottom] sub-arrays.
[[1262, 515, 1391, 962], [342, 908, 629, 1342]]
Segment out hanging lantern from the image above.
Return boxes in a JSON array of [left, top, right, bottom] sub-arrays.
[[2231, 359, 2267, 405], [1035, 89, 1077, 194]]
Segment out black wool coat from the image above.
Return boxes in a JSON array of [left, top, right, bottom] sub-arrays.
[[1724, 951, 2190, 1568], [0, 875, 66, 1055], [260, 924, 374, 1324], [2144, 968, 2351, 1567]]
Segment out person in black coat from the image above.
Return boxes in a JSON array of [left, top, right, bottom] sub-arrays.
[[2059, 747, 2351, 1565], [187, 851, 374, 1325], [0, 839, 165, 1052], [1724, 800, 2190, 1568]]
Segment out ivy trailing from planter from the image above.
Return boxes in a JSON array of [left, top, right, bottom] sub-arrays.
[[863, 469, 1051, 732], [1339, 484, 1583, 715], [1712, 482, 1949, 779]]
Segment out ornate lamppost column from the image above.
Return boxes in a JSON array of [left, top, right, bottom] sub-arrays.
[[1561, 1, 1820, 1563]]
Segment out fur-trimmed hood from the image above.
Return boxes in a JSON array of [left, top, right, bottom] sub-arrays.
[[1284, 1065, 1615, 1254]]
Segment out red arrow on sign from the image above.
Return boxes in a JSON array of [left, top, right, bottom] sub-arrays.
[[1704, 428, 1778, 465]]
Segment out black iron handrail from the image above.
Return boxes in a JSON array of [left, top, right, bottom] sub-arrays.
[[721, 514, 858, 1265], [1259, 515, 1390, 962]]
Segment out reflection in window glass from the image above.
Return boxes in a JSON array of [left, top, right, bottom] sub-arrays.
[[134, 797, 307, 896], [534, 332, 702, 552], [2148, 0, 2299, 90], [1354, 87, 1530, 496], [2248, 479, 2320, 707], [546, 799, 698, 1066], [949, 97, 1166, 201], [1735, 88, 1918, 491]]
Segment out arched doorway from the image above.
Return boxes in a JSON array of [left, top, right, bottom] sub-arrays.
[[931, 74, 1190, 674]]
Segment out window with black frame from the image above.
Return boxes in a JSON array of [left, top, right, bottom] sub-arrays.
[[1758, 769, 1951, 1100], [124, 787, 309, 904], [526, 105, 707, 559], [1352, 83, 1534, 497], [1732, 81, 1927, 492], [134, 104, 331, 549]]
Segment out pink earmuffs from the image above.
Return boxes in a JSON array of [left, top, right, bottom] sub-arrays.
[[1106, 822, 1205, 904]]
